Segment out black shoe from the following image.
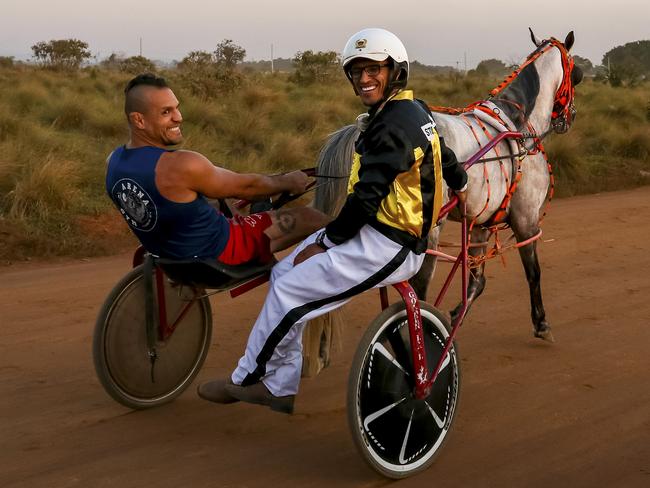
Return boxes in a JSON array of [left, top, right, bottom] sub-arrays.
[[225, 382, 295, 414], [197, 378, 240, 404]]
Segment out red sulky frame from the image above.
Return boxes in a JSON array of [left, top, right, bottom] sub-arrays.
[[385, 131, 527, 400]]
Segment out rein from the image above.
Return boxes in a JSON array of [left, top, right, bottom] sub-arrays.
[[237, 169, 348, 211]]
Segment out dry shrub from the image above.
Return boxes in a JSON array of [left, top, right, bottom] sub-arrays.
[[0, 112, 19, 142], [614, 126, 650, 160], [545, 133, 587, 190], [226, 150, 267, 174], [50, 100, 90, 130], [11, 84, 51, 114], [223, 109, 271, 156], [290, 108, 321, 133], [182, 99, 226, 132], [87, 115, 125, 138], [240, 84, 281, 110], [264, 132, 311, 170], [0, 159, 20, 198], [7, 155, 80, 220]]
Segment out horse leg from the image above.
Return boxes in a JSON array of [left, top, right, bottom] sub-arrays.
[[509, 214, 553, 341], [410, 253, 436, 300], [514, 238, 553, 341], [450, 227, 491, 322], [409, 226, 442, 300]]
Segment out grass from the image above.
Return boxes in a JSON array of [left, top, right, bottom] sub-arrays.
[[0, 65, 648, 262]]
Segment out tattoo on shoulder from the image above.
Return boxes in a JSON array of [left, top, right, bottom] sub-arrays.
[[276, 209, 297, 234]]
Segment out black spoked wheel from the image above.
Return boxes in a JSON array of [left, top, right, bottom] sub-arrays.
[[347, 301, 461, 479], [93, 265, 212, 409]]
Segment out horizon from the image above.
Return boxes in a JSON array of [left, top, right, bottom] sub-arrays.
[[2, 0, 648, 68]]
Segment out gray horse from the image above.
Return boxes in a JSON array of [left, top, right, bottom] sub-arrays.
[[313, 30, 583, 342]]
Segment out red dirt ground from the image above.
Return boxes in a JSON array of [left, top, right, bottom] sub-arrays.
[[1, 187, 649, 487]]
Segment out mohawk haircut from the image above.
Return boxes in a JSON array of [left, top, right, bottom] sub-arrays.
[[124, 73, 169, 116]]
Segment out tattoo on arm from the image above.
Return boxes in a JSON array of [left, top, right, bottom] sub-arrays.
[[276, 209, 297, 234]]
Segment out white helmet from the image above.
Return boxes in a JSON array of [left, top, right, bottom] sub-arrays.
[[341, 28, 409, 90]]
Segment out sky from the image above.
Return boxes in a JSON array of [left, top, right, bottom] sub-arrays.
[[1, 0, 648, 68]]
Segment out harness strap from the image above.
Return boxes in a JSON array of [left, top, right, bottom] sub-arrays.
[[424, 38, 577, 268]]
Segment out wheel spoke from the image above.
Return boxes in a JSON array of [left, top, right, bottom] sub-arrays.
[[372, 342, 409, 376], [387, 323, 413, 374], [363, 397, 406, 431], [398, 409, 415, 464], [425, 400, 446, 429], [349, 304, 460, 477]]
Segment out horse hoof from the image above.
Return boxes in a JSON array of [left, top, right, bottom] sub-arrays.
[[534, 326, 555, 342]]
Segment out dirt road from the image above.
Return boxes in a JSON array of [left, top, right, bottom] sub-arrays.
[[1, 187, 649, 488]]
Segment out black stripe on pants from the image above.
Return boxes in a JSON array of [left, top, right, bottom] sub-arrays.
[[242, 246, 411, 386]]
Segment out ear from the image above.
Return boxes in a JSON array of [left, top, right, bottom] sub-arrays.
[[129, 112, 146, 130], [564, 31, 575, 51], [529, 27, 542, 47]]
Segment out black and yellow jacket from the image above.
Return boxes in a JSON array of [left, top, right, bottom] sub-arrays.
[[324, 90, 467, 253]]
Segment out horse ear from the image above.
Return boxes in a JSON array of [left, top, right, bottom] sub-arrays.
[[529, 27, 542, 47], [564, 31, 575, 51]]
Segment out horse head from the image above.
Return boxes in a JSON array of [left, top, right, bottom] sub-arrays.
[[492, 29, 583, 136], [534, 29, 584, 134]]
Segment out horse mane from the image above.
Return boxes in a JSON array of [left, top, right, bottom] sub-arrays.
[[492, 63, 540, 129]]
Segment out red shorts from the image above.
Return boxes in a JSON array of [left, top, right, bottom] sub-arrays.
[[217, 212, 273, 266]]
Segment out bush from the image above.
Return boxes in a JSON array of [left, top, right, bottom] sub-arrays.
[[0, 56, 14, 68], [119, 56, 157, 74], [214, 39, 246, 69], [5, 155, 80, 220], [0, 64, 647, 260], [290, 50, 339, 85], [31, 39, 91, 70], [176, 50, 243, 97]]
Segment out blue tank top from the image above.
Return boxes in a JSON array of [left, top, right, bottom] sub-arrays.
[[106, 145, 230, 259]]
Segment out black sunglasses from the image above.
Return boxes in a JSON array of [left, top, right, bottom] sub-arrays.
[[349, 63, 391, 80]]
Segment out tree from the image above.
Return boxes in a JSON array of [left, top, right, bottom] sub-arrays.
[[214, 39, 246, 68], [118, 55, 156, 74], [177, 50, 214, 70], [290, 50, 339, 85], [572, 55, 594, 76], [472, 58, 509, 77], [0, 56, 14, 68], [602, 40, 650, 86], [31, 39, 91, 70], [177, 49, 242, 97]]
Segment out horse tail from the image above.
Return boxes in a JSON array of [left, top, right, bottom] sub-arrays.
[[313, 124, 359, 217]]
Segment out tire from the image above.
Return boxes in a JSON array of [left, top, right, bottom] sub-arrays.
[[93, 265, 212, 409], [347, 301, 461, 479]]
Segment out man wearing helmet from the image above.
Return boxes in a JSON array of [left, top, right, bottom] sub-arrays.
[[199, 29, 468, 414]]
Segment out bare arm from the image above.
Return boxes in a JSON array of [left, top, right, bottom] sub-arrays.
[[157, 150, 309, 201]]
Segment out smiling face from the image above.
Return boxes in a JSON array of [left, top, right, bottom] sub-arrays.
[[128, 86, 183, 147], [348, 58, 392, 107]]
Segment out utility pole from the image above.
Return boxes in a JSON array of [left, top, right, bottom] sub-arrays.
[[464, 51, 467, 75], [271, 43, 274, 73], [139, 37, 142, 57]]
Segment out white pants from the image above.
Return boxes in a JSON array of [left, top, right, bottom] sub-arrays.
[[231, 225, 425, 396]]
